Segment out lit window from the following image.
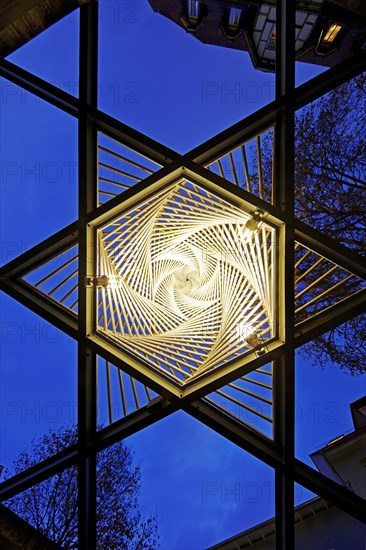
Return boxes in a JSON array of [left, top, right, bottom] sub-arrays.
[[323, 23, 342, 43], [316, 22, 343, 56], [228, 7, 241, 28]]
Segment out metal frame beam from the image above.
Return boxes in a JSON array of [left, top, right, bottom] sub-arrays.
[[295, 219, 366, 281], [0, 446, 78, 502], [0, 2, 365, 548], [294, 459, 366, 524], [77, 2, 98, 548], [0, 402, 176, 502], [185, 400, 282, 468], [0, 221, 79, 279], [0, 59, 79, 117], [295, 288, 366, 347], [0, 279, 78, 339], [187, 101, 278, 166], [92, 399, 178, 453], [185, 401, 366, 526], [294, 51, 366, 111], [273, 0, 296, 547], [92, 109, 180, 165], [3, 395, 365, 529]]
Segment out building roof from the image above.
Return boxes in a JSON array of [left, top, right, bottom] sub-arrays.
[[0, 503, 61, 549], [147, 0, 366, 72], [209, 496, 332, 549], [0, 0, 90, 58], [210, 395, 366, 548], [331, 0, 366, 17], [351, 395, 366, 430]]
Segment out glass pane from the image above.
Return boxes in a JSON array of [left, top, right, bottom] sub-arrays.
[[98, 0, 276, 152], [0, 295, 77, 478], [3, 467, 78, 549], [295, 487, 366, 550], [0, 79, 78, 266], [295, 315, 366, 477], [5, 10, 79, 98], [109, 412, 276, 549], [97, 357, 159, 428], [294, 72, 366, 257]]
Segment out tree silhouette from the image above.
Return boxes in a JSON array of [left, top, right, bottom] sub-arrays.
[[4, 425, 159, 549], [260, 73, 366, 373], [294, 74, 366, 254]]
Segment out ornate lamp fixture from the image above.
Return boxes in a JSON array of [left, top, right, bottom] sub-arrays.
[[88, 167, 283, 398]]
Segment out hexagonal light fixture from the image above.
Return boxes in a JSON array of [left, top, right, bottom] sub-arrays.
[[88, 167, 283, 398]]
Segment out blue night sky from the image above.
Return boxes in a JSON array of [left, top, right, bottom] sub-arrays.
[[0, 1, 365, 549]]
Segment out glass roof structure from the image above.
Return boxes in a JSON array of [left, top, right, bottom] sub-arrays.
[[0, 1, 365, 548]]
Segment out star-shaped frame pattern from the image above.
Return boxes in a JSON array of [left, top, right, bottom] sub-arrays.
[[1, 3, 366, 546], [1, 121, 365, 407]]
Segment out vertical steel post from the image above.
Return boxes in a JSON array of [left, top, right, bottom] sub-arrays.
[[274, 0, 296, 548], [78, 2, 98, 548]]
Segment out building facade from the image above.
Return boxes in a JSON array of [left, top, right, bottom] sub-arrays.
[[148, 0, 366, 71], [210, 397, 366, 549]]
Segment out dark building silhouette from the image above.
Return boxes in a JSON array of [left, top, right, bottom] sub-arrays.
[[147, 0, 366, 71], [0, 503, 61, 549]]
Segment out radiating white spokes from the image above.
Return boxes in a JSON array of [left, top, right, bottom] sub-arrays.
[[97, 180, 276, 386]]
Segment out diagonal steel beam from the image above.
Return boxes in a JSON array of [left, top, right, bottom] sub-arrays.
[[92, 398, 178, 453], [0, 59, 79, 117], [185, 100, 278, 166], [0, 221, 79, 279], [91, 108, 181, 166], [295, 288, 366, 346], [186, 53, 366, 168], [0, 445, 78, 503], [294, 459, 366, 525], [294, 51, 366, 112], [185, 399, 366, 527], [0, 279, 78, 339], [185, 399, 282, 468], [295, 219, 366, 281], [2, 396, 365, 527], [0, 399, 177, 503], [1, 43, 365, 181]]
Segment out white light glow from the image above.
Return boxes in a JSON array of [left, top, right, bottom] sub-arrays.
[[97, 180, 276, 385]]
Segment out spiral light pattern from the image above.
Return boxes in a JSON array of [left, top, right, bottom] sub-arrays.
[[97, 180, 275, 386]]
